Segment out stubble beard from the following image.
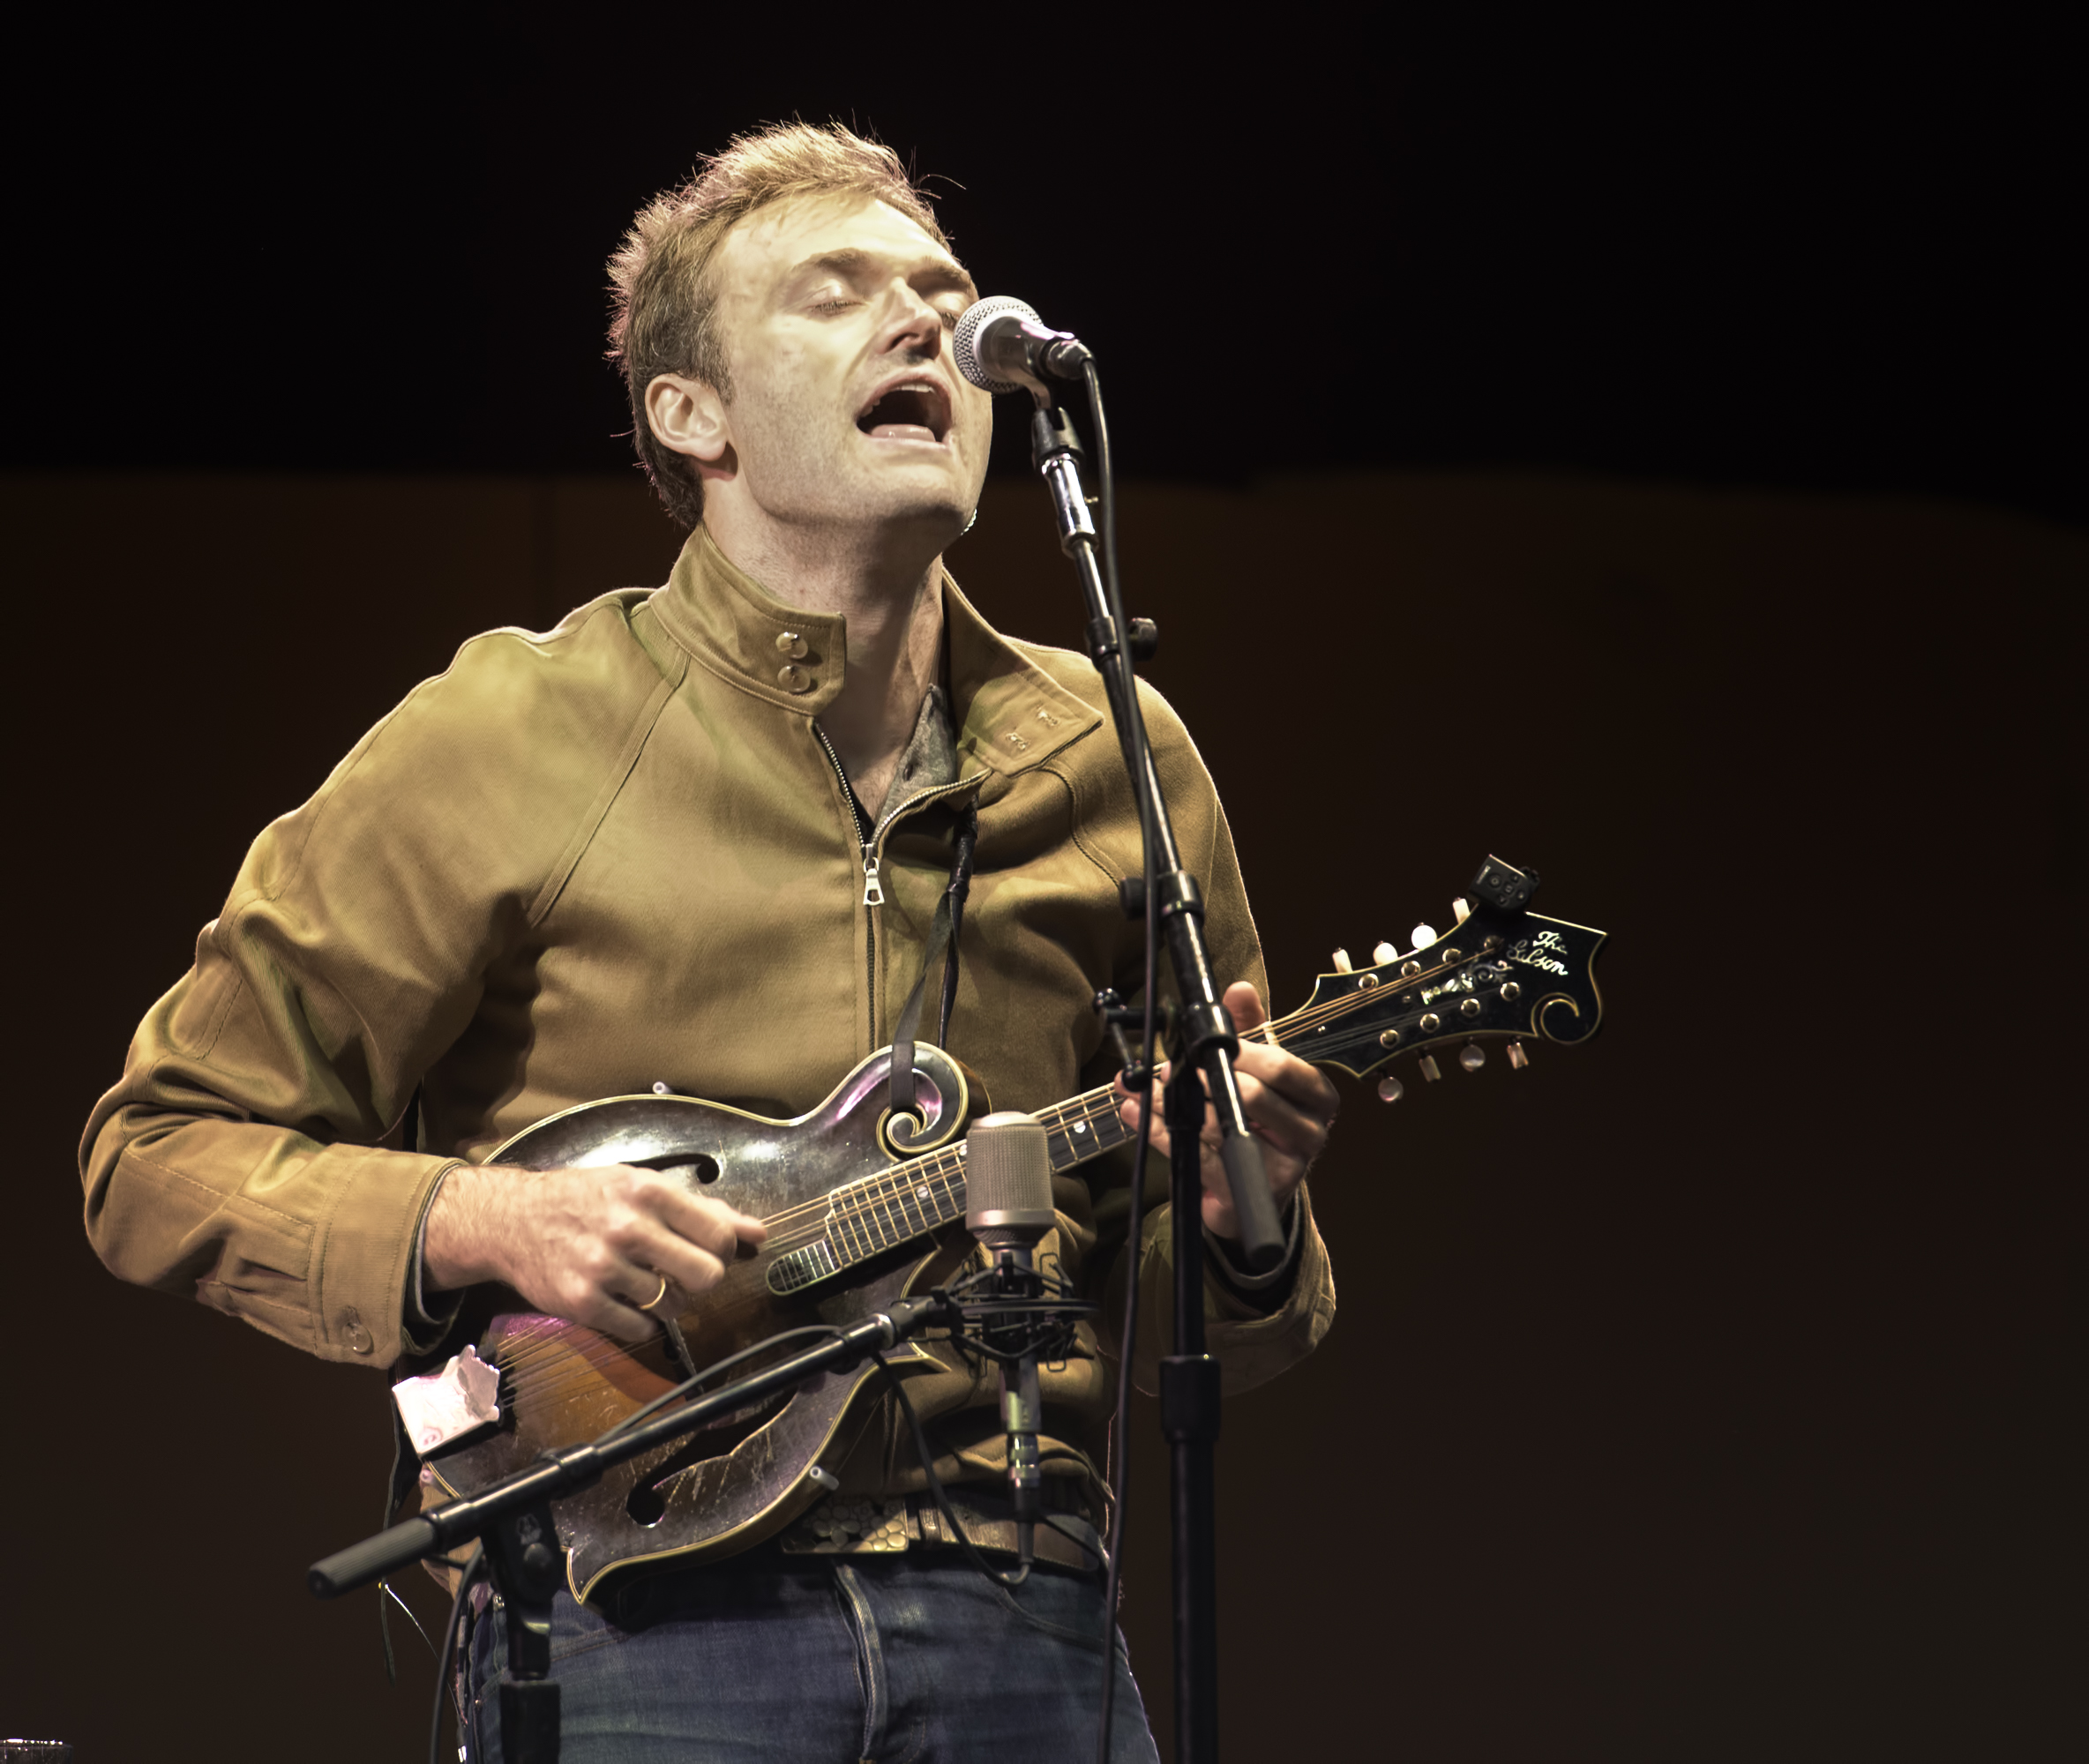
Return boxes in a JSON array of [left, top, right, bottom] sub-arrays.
[[738, 421, 978, 587]]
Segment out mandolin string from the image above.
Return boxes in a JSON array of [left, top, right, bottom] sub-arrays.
[[495, 985, 1487, 1411], [805, 953, 1491, 1255], [489, 961, 1487, 1394], [490, 1094, 1115, 1399], [498, 1080, 1217, 1402], [545, 959, 1463, 1259], [504, 982, 1434, 1379], [545, 975, 1426, 1289], [814, 954, 1470, 1222], [495, 1060, 1207, 1396], [498, 1327, 655, 1380], [655, 957, 1419, 1243]]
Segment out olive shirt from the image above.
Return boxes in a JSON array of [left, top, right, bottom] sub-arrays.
[[80, 526, 1336, 1515]]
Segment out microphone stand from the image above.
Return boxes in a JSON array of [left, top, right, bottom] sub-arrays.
[[307, 1297, 954, 1764], [1026, 389, 1282, 1764]]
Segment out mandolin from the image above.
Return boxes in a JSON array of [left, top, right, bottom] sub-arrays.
[[402, 859, 1606, 1602]]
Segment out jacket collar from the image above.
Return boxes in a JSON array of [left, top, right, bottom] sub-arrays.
[[648, 526, 1102, 778], [942, 573, 1101, 782], [651, 527, 851, 714]]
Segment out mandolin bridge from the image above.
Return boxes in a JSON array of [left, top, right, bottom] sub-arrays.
[[766, 1240, 841, 1296]]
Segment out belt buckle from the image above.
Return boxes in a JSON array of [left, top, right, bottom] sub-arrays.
[[776, 1494, 917, 1556]]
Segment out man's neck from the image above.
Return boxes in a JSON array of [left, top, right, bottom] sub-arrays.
[[703, 512, 947, 814]]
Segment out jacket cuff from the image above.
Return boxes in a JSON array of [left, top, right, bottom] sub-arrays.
[[292, 1147, 462, 1367], [402, 1161, 468, 1356]]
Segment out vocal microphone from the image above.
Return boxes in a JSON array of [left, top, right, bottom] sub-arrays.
[[953, 296, 1093, 396], [963, 1110, 1058, 1566]]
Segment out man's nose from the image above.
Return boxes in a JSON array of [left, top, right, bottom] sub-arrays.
[[879, 282, 945, 353]]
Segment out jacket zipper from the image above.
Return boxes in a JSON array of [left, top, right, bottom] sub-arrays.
[[812, 722, 984, 1045]]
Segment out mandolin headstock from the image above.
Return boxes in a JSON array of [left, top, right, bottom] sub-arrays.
[[1274, 856, 1606, 1095]]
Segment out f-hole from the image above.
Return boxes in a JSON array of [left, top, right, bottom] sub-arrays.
[[624, 1393, 789, 1527], [633, 1153, 721, 1185]]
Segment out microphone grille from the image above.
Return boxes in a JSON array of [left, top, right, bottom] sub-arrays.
[[964, 1110, 1056, 1240], [953, 295, 1043, 395]]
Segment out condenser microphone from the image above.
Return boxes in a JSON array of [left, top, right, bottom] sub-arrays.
[[965, 1110, 1057, 1254], [953, 296, 1094, 395], [964, 1111, 1057, 1564]]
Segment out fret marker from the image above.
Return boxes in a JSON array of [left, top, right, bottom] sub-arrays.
[[1074, 1122, 1088, 1135], [916, 1186, 932, 1205]]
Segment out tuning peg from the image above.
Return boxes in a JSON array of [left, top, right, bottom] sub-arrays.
[[1330, 947, 1353, 973], [1418, 1055, 1441, 1083], [1375, 1075, 1404, 1103], [1372, 941, 1398, 967], [1506, 1043, 1529, 1071], [1451, 896, 1472, 924], [1458, 1045, 1486, 1073], [1411, 923, 1438, 951]]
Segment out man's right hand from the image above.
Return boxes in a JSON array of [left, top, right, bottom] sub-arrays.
[[422, 1163, 767, 1341]]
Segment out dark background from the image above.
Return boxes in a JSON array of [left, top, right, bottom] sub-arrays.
[[4, 12, 2083, 521], [4, 11, 2080, 1760]]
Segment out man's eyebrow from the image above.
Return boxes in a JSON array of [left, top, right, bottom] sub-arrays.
[[782, 248, 979, 302]]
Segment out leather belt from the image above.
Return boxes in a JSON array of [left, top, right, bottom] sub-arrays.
[[778, 1484, 1105, 1573]]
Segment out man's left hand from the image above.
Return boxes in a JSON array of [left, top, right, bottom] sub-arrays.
[[1113, 980, 1340, 1243]]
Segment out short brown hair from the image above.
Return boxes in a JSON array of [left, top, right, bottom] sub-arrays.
[[607, 122, 952, 529]]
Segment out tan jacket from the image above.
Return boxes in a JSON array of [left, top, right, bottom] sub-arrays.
[[81, 527, 1335, 1507]]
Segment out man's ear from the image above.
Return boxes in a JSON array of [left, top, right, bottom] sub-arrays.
[[646, 372, 732, 467]]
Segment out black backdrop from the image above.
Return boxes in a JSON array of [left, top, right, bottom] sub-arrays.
[[4, 13, 2081, 521], [2, 14, 2080, 1760]]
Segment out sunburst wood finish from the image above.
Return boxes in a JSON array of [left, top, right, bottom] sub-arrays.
[[412, 900, 1606, 1602]]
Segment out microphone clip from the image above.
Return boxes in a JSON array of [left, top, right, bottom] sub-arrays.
[[934, 1260, 1096, 1374], [1094, 986, 1167, 1089], [1030, 403, 1084, 465]]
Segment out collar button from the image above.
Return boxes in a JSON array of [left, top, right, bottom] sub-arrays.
[[778, 664, 813, 693]]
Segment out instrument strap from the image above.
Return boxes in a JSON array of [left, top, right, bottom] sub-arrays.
[[889, 802, 979, 1131]]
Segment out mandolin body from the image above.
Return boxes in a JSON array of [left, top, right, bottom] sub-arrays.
[[418, 1043, 983, 1602]]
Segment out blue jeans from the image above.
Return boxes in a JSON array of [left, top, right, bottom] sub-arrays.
[[464, 1550, 1162, 1762]]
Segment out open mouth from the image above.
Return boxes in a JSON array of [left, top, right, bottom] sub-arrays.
[[856, 378, 952, 445]]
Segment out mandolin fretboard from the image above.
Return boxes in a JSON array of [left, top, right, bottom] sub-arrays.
[[764, 1083, 1139, 1294]]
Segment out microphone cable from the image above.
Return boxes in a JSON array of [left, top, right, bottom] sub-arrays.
[[1082, 355, 1161, 1764], [428, 1542, 487, 1764], [872, 1349, 1035, 1590]]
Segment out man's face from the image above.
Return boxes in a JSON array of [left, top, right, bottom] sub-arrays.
[[697, 192, 992, 545]]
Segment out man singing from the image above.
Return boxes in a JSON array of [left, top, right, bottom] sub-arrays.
[[82, 122, 1338, 1760]]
